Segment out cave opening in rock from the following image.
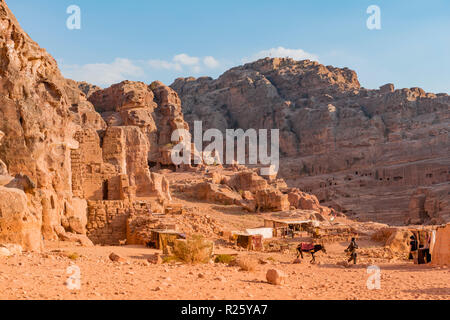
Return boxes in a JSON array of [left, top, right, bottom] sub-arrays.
[[148, 161, 158, 169], [102, 180, 109, 200]]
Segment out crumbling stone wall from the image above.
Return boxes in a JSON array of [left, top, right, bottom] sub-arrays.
[[86, 200, 159, 245], [71, 129, 119, 201], [86, 201, 130, 245]]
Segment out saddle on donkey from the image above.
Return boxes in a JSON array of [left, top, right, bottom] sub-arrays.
[[299, 243, 315, 251]]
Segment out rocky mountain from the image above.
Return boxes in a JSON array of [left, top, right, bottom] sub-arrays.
[[0, 0, 448, 254], [172, 58, 450, 225], [1, 0, 331, 251]]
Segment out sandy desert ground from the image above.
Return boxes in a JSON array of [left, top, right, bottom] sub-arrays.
[[1, 172, 448, 301], [1, 239, 448, 301]]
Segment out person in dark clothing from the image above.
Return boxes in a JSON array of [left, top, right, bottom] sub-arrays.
[[410, 235, 418, 251], [410, 235, 419, 264], [345, 238, 359, 264]]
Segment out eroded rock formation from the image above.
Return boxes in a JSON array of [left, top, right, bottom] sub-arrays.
[[176, 168, 332, 215], [172, 58, 450, 225], [1, 0, 447, 254], [0, 1, 188, 248], [0, 0, 81, 247]]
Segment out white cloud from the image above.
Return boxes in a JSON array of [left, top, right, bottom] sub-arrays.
[[147, 54, 220, 74], [147, 59, 182, 71], [60, 58, 144, 87], [244, 47, 319, 63], [60, 54, 221, 86], [173, 53, 200, 66], [192, 65, 202, 74], [203, 56, 220, 69]]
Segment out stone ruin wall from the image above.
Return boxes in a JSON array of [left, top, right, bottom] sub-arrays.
[[86, 201, 130, 245], [67, 81, 189, 247]]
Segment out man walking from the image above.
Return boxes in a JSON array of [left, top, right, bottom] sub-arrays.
[[345, 238, 359, 265]]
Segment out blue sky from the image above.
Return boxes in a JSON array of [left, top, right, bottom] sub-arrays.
[[8, 0, 450, 92]]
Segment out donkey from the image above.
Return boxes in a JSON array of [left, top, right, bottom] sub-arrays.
[[296, 243, 327, 264]]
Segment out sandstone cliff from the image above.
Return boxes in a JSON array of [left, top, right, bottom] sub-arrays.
[[0, 0, 188, 249], [1, 0, 447, 254], [172, 58, 450, 225], [0, 0, 81, 249]]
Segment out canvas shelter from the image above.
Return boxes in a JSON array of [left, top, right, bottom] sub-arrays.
[[431, 224, 450, 266], [149, 230, 185, 250]]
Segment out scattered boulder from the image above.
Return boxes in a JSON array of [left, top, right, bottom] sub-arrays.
[[187, 182, 242, 205], [55, 228, 94, 247], [255, 189, 290, 212], [288, 188, 331, 215], [148, 253, 163, 265], [214, 276, 226, 282], [109, 252, 127, 263], [266, 269, 287, 285], [239, 199, 257, 212], [0, 187, 42, 252]]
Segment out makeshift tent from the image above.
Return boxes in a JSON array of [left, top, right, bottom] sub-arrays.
[[246, 228, 273, 239], [149, 230, 184, 250], [431, 224, 450, 266], [263, 218, 312, 238], [235, 233, 263, 251]]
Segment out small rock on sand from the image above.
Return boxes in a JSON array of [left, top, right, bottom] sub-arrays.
[[148, 253, 163, 265], [266, 269, 286, 286], [109, 253, 126, 263]]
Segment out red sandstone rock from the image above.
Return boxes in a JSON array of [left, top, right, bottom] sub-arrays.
[[0, 1, 81, 244], [109, 252, 127, 263], [0, 187, 42, 251], [408, 186, 450, 225], [172, 58, 450, 224], [188, 182, 242, 205], [0, 1, 188, 250]]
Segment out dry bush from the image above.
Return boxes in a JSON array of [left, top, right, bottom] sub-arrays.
[[214, 254, 236, 265], [237, 257, 258, 272], [66, 252, 80, 261], [162, 255, 180, 264], [173, 235, 213, 264]]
